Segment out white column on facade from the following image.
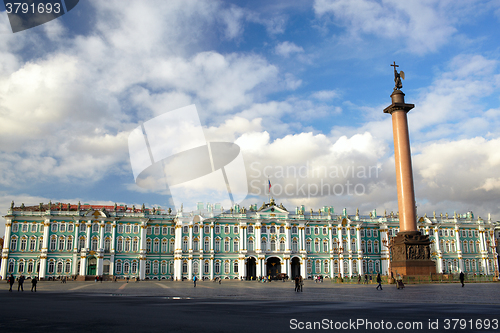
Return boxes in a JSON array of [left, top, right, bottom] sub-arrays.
[[1, 219, 13, 279], [39, 219, 51, 279], [239, 257, 245, 279], [174, 223, 183, 280], [455, 225, 463, 272], [434, 227, 442, 273], [199, 259, 203, 281], [189, 224, 193, 251], [210, 225, 214, 252], [139, 223, 148, 280], [239, 224, 244, 251], [286, 222, 291, 252], [478, 228, 487, 274], [256, 258, 260, 278], [330, 257, 334, 279], [86, 221, 92, 250], [210, 258, 214, 280], [328, 224, 333, 253], [255, 222, 262, 252], [300, 257, 306, 277], [79, 253, 87, 276], [347, 226, 352, 277], [72, 220, 79, 275], [188, 258, 193, 280], [379, 225, 388, 275], [199, 222, 204, 253], [96, 223, 105, 276]]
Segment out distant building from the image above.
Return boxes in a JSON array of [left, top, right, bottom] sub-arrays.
[[1, 199, 499, 280]]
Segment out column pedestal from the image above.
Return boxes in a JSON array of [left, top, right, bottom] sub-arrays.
[[390, 231, 435, 276]]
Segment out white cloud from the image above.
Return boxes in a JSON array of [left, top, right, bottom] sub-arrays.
[[275, 41, 304, 57]]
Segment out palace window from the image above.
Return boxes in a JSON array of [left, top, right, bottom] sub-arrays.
[[292, 239, 298, 252], [333, 261, 338, 274], [280, 226, 284, 234], [291, 226, 297, 234], [154, 227, 160, 235], [270, 226, 276, 234], [368, 261, 373, 273], [56, 261, 63, 274], [323, 240, 328, 253], [8, 261, 14, 273], [115, 261, 122, 273], [162, 239, 168, 253], [225, 226, 230, 234], [146, 262, 151, 275], [248, 226, 254, 234], [31, 224, 37, 233], [193, 225, 199, 234], [325, 260, 330, 274], [133, 238, 139, 252], [204, 238, 210, 252], [315, 260, 321, 273], [132, 261, 138, 274], [162, 227, 169, 235], [332, 228, 337, 236], [160, 261, 166, 274], [314, 239, 319, 252], [375, 261, 380, 273], [215, 239, 221, 252], [305, 227, 310, 235], [248, 239, 254, 251], [306, 240, 311, 252], [307, 260, 312, 274], [91, 238, 98, 251], [50, 237, 57, 251], [233, 239, 239, 252], [261, 238, 267, 251], [12, 223, 19, 232], [126, 262, 132, 274], [118, 225, 124, 233], [215, 225, 220, 234], [367, 241, 372, 253], [224, 239, 230, 252], [27, 261, 33, 273], [20, 238, 27, 251], [351, 239, 356, 252], [146, 239, 152, 252], [18, 260, 25, 273], [373, 230, 378, 237], [105, 224, 111, 233], [48, 261, 55, 274], [153, 239, 160, 253], [234, 261, 239, 274], [125, 225, 131, 233], [79, 237, 85, 251], [193, 239, 199, 251], [134, 225, 139, 234], [170, 239, 175, 253], [30, 238, 36, 251], [280, 239, 285, 251], [261, 226, 266, 234], [215, 262, 220, 274], [51, 223, 58, 232], [146, 227, 152, 235], [79, 223, 86, 233], [366, 229, 371, 237], [193, 261, 199, 275], [342, 228, 346, 235], [92, 223, 99, 232], [58, 237, 65, 251], [270, 239, 276, 251], [183, 226, 188, 233], [374, 241, 379, 254], [182, 238, 188, 251], [104, 238, 110, 252], [204, 261, 209, 274], [153, 262, 159, 275], [205, 225, 210, 234], [224, 261, 230, 274], [60, 223, 66, 232]]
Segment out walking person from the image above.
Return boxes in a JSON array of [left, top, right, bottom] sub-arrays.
[[18, 275, 25, 292], [299, 275, 303, 292], [193, 275, 197, 287], [8, 274, 15, 292], [460, 271, 465, 287], [294, 276, 299, 292], [364, 274, 368, 284], [376, 273, 383, 290], [31, 276, 37, 292]]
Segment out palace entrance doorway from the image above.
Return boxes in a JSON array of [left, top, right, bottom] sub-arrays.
[[266, 257, 281, 279], [291, 257, 300, 279], [87, 257, 97, 276], [246, 257, 256, 280]]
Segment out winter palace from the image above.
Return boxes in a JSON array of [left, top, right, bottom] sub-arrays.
[[1, 199, 499, 280]]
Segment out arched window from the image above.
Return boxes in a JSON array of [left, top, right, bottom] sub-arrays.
[[306, 240, 311, 252], [315, 260, 321, 273], [204, 237, 209, 252], [145, 261, 151, 274], [58, 237, 65, 251], [123, 262, 130, 274], [314, 239, 319, 252], [79, 237, 86, 251], [270, 239, 276, 251], [193, 239, 199, 251], [18, 260, 25, 273], [27, 261, 34, 273], [193, 225, 199, 234], [248, 226, 254, 234], [333, 260, 338, 274], [153, 239, 160, 252], [351, 239, 356, 252], [104, 238, 110, 252], [280, 239, 285, 251], [65, 261, 71, 273], [132, 261, 138, 274], [115, 261, 122, 273], [352, 260, 358, 274], [234, 261, 239, 273], [248, 238, 254, 251], [48, 261, 55, 274], [66, 237, 73, 251], [367, 241, 372, 253], [30, 238, 36, 251], [182, 261, 187, 274], [270, 226, 276, 234], [170, 239, 175, 253], [233, 239, 239, 252], [91, 238, 98, 251], [306, 260, 312, 274], [160, 261, 166, 274], [292, 239, 298, 252], [193, 261, 199, 274], [162, 239, 168, 253], [116, 238, 123, 252], [125, 238, 131, 252], [57, 261, 63, 274], [375, 261, 380, 273], [323, 240, 328, 253], [215, 262, 220, 274], [146, 239, 152, 252], [8, 260, 15, 273], [292, 226, 297, 234], [224, 238, 230, 252], [215, 239, 221, 252], [182, 238, 188, 251], [224, 261, 230, 274], [153, 261, 159, 275], [374, 241, 379, 254], [20, 237, 27, 251], [261, 238, 267, 251], [204, 261, 210, 274], [50, 237, 57, 251]]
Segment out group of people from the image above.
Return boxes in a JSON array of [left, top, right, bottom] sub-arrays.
[[294, 275, 304, 292], [6, 274, 37, 292]]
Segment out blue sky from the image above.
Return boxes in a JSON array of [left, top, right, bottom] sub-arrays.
[[1, 0, 500, 235]]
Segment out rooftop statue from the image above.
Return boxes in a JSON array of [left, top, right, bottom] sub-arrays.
[[391, 61, 404, 90]]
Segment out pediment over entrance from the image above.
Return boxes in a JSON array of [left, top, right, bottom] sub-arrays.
[[84, 209, 109, 219]]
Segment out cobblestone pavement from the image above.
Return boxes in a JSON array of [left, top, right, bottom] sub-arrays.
[[10, 279, 500, 304], [2, 280, 499, 333]]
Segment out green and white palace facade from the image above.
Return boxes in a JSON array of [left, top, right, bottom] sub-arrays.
[[1, 200, 499, 280]]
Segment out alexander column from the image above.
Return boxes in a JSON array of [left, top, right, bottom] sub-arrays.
[[384, 62, 435, 276]]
